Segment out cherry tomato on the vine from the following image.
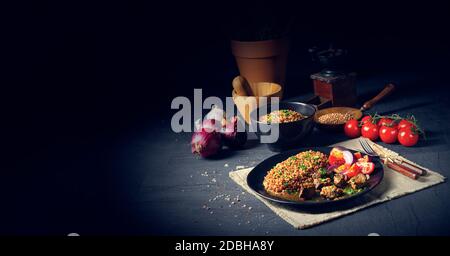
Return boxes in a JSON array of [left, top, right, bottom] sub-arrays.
[[398, 119, 416, 130], [379, 125, 398, 144], [344, 119, 361, 138], [361, 115, 372, 125], [361, 122, 379, 141], [377, 118, 397, 128], [398, 127, 419, 147]]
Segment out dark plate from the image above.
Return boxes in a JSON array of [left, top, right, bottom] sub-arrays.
[[247, 146, 384, 208]]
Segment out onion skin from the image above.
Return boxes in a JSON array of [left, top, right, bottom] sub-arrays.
[[327, 165, 338, 172], [331, 146, 347, 153], [221, 116, 247, 148], [191, 129, 222, 158], [200, 119, 222, 133], [342, 150, 354, 165]]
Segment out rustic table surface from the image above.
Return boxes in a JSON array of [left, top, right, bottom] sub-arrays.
[[3, 71, 450, 236]]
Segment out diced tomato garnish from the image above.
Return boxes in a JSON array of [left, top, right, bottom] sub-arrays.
[[342, 163, 361, 178], [357, 155, 371, 163], [328, 155, 346, 167], [334, 164, 350, 173], [330, 148, 344, 158], [356, 161, 375, 175], [353, 152, 362, 159]]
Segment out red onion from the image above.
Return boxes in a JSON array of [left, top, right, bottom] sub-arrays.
[[327, 165, 338, 172], [342, 150, 354, 165], [199, 119, 222, 133], [221, 116, 247, 148], [191, 129, 222, 157]]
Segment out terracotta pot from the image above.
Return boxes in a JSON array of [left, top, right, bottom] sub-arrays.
[[231, 38, 289, 93]]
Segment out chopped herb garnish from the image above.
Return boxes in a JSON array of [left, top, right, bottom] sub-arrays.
[[343, 187, 363, 195], [286, 189, 296, 195], [319, 168, 328, 177], [303, 152, 311, 160], [343, 187, 355, 195]]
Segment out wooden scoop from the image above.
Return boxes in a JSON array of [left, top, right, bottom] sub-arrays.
[[232, 76, 253, 96], [232, 79, 282, 124]]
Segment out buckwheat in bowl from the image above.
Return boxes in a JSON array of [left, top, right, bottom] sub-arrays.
[[259, 109, 307, 124]]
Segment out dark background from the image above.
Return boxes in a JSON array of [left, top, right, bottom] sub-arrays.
[[1, 1, 450, 234]]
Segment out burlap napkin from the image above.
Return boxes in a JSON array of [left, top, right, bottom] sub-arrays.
[[229, 138, 446, 229]]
